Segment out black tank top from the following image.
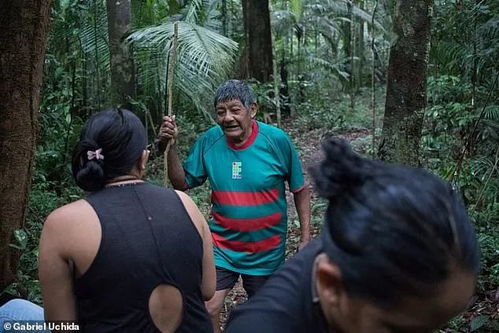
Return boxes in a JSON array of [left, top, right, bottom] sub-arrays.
[[74, 182, 212, 332]]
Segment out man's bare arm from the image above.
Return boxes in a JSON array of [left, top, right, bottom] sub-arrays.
[[167, 143, 189, 191], [157, 115, 189, 191], [293, 185, 311, 249]]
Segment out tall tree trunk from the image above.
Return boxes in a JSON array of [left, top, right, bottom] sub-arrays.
[[280, 58, 291, 117], [239, 0, 250, 78], [0, 0, 52, 290], [297, 29, 305, 105], [341, 14, 351, 93], [241, 0, 273, 82], [349, 1, 356, 109], [379, 0, 433, 166], [106, 0, 135, 107], [357, 0, 365, 86]]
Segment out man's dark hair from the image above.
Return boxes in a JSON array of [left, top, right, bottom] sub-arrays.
[[310, 138, 480, 307], [71, 108, 147, 191], [213, 80, 256, 109]]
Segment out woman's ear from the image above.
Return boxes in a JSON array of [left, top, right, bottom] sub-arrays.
[[315, 254, 359, 332], [139, 149, 150, 171], [315, 254, 344, 310]]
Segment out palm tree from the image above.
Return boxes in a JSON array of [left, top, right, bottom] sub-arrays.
[[127, 0, 238, 122], [53, 0, 236, 123]]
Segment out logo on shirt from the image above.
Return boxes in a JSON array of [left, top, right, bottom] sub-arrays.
[[232, 161, 242, 179]]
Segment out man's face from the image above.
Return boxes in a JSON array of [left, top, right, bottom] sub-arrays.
[[215, 99, 256, 145]]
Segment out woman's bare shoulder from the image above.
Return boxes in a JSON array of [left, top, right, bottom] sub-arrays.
[[174, 190, 206, 232], [45, 199, 95, 228]]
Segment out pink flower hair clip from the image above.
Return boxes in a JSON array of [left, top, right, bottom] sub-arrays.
[[87, 148, 104, 161]]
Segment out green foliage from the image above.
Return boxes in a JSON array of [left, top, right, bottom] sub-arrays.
[[310, 199, 327, 227], [305, 0, 386, 32], [432, 0, 499, 83], [422, 12, 499, 329], [247, 81, 278, 118], [131, 0, 180, 27], [290, 0, 303, 20], [272, 0, 389, 101], [4, 180, 81, 304], [292, 85, 384, 132], [473, 205, 499, 287], [423, 5, 499, 329], [127, 17, 238, 122], [470, 316, 490, 332], [422, 75, 499, 190], [443, 313, 499, 333]]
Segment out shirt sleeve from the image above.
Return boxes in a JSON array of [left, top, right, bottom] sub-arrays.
[[183, 135, 208, 188], [277, 132, 305, 192]]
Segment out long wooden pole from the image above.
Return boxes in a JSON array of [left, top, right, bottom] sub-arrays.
[[164, 22, 178, 186]]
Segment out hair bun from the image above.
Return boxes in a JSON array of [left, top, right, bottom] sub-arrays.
[[72, 139, 105, 191], [75, 160, 105, 191], [310, 137, 372, 200]]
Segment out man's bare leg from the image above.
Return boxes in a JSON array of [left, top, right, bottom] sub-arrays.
[[205, 289, 231, 333]]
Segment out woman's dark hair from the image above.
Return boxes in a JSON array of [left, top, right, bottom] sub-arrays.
[[71, 108, 147, 191], [310, 137, 479, 307]]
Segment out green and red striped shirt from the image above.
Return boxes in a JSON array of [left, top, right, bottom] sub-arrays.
[[184, 121, 305, 275]]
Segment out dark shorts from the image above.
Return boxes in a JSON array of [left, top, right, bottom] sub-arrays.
[[216, 267, 270, 298]]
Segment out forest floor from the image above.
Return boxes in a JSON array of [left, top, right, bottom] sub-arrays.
[[217, 118, 499, 332]]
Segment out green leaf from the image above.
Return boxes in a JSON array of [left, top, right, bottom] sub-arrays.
[[470, 315, 489, 332], [12, 229, 28, 250], [291, 0, 303, 20]]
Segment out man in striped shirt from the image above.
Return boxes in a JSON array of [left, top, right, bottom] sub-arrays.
[[157, 80, 311, 333]]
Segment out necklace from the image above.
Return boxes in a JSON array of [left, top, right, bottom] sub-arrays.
[[106, 181, 145, 188], [105, 175, 144, 187]]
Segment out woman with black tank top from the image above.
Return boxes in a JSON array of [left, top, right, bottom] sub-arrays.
[[226, 138, 480, 333], [38, 109, 215, 332]]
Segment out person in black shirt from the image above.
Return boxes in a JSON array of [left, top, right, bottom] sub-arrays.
[[226, 137, 480, 333], [39, 109, 215, 332]]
